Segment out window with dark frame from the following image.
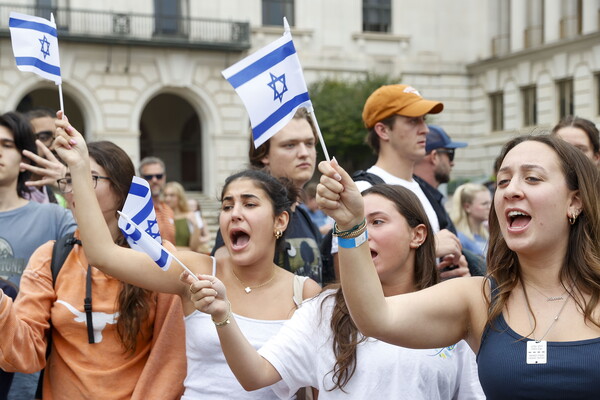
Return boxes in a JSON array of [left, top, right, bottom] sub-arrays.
[[363, 0, 391, 33], [557, 78, 574, 119], [262, 0, 294, 26], [521, 85, 537, 126], [490, 92, 504, 131]]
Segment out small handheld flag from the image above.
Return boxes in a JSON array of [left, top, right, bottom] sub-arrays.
[[222, 19, 313, 149], [118, 177, 197, 279], [9, 12, 62, 84]]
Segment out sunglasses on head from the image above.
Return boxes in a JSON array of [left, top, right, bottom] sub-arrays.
[[436, 148, 455, 162], [143, 174, 164, 181]]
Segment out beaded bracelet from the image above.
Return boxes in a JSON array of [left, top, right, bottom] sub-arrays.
[[333, 218, 367, 238], [212, 300, 232, 328]]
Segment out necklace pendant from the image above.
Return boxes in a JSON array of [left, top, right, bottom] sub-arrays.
[[547, 296, 564, 302], [244, 287, 252, 294]]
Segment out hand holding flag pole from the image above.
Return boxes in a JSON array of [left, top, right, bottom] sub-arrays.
[[118, 176, 198, 281], [9, 11, 65, 114], [222, 17, 330, 161]]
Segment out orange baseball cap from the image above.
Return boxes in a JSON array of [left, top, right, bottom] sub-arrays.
[[362, 84, 444, 128]]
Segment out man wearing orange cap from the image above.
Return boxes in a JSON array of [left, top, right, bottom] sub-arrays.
[[351, 84, 470, 278]]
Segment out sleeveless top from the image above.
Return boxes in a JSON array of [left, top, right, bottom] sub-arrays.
[[477, 279, 600, 399], [181, 257, 307, 399], [174, 218, 191, 247]]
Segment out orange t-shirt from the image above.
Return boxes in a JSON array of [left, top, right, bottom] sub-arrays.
[[0, 235, 186, 400]]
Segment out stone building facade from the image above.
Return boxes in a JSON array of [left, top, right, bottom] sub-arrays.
[[0, 0, 599, 196]]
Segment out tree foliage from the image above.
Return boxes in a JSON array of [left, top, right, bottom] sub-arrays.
[[309, 74, 396, 172]]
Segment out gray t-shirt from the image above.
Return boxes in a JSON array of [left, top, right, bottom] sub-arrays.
[[0, 201, 76, 287]]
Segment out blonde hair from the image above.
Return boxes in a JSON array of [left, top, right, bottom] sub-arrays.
[[163, 181, 190, 213], [450, 183, 490, 240]]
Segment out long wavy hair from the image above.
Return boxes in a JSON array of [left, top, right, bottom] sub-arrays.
[[324, 184, 437, 392], [164, 181, 191, 213], [88, 141, 152, 354], [485, 135, 600, 332]]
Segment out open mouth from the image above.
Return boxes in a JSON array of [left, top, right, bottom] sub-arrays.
[[230, 228, 250, 250], [507, 210, 531, 229], [370, 249, 378, 260]]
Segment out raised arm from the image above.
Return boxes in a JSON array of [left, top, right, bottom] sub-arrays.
[[181, 272, 282, 390], [317, 160, 484, 350], [52, 114, 207, 295]]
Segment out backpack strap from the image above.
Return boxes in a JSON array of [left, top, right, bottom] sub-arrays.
[[50, 233, 81, 286], [351, 170, 385, 186]]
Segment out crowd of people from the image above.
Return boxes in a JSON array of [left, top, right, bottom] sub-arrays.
[[0, 81, 599, 399]]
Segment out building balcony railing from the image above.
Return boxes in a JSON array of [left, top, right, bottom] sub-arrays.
[[560, 16, 581, 39], [524, 25, 543, 48], [0, 3, 250, 51], [491, 33, 510, 57]]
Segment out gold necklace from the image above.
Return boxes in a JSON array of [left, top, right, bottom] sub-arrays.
[[231, 266, 276, 293], [525, 282, 569, 302]]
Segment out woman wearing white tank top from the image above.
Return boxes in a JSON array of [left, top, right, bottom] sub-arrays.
[[53, 115, 321, 399]]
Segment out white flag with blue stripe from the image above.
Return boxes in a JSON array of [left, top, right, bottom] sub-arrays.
[[118, 176, 173, 270], [9, 12, 62, 84], [222, 26, 312, 148]]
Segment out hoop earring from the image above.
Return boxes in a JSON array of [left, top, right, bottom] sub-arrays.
[[274, 230, 282, 239], [568, 212, 579, 225]]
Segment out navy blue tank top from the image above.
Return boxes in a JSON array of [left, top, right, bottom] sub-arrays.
[[477, 280, 600, 399]]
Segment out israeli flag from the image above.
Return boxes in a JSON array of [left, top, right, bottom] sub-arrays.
[[222, 26, 312, 148], [118, 177, 173, 270], [9, 12, 62, 84]]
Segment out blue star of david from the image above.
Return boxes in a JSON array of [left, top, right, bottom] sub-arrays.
[[39, 36, 51, 59], [267, 72, 288, 103], [145, 219, 160, 239]]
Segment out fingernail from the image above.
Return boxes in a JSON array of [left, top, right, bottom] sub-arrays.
[[66, 126, 73, 133], [69, 139, 77, 145]]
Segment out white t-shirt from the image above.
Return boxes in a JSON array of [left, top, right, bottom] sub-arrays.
[[332, 165, 440, 254], [356, 166, 440, 232], [258, 291, 484, 400]]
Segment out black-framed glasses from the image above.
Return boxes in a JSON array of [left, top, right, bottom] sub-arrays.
[[57, 175, 110, 194], [436, 149, 455, 162], [35, 130, 54, 143], [142, 173, 164, 181]]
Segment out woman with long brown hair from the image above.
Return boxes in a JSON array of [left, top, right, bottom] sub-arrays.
[[52, 114, 321, 399], [184, 184, 483, 398], [0, 141, 186, 399], [317, 134, 600, 399]]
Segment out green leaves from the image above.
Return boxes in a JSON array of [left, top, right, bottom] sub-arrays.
[[309, 74, 396, 172]]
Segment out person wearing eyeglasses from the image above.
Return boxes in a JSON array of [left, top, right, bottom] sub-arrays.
[[138, 156, 175, 244], [19, 108, 68, 207]]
